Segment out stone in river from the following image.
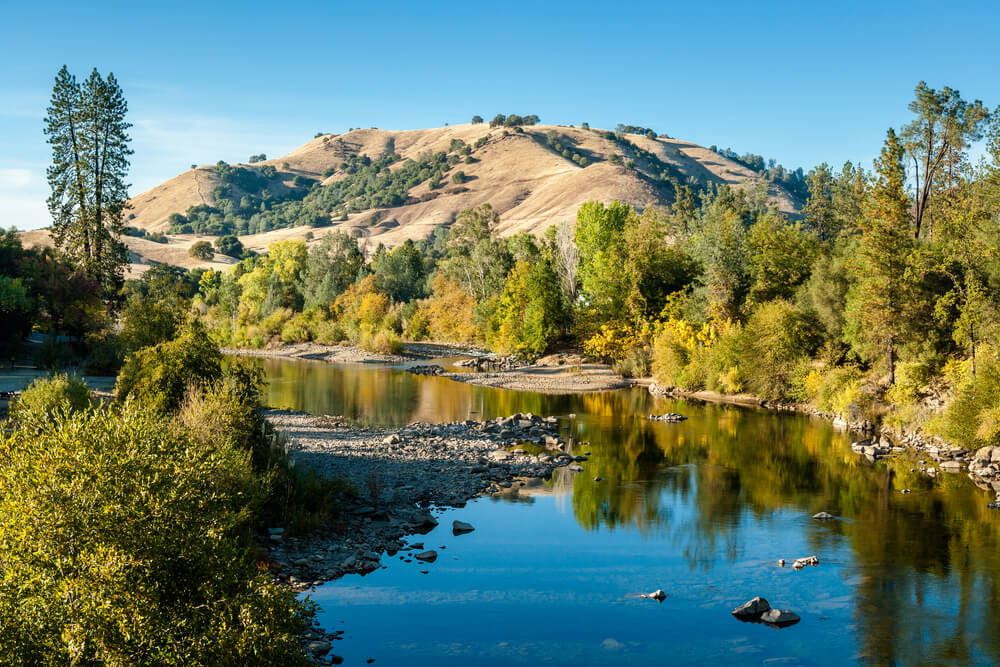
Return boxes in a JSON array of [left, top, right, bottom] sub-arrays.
[[567, 464, 584, 472], [307, 640, 331, 656], [452, 520, 475, 534], [640, 589, 666, 601], [761, 609, 800, 627], [732, 596, 770, 618], [415, 550, 438, 562], [812, 511, 835, 520]]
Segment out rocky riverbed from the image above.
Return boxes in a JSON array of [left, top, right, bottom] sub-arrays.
[[261, 410, 588, 662]]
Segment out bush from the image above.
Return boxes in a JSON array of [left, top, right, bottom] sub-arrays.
[[737, 300, 822, 399], [11, 373, 93, 422], [0, 404, 311, 664], [931, 350, 1000, 449], [115, 318, 223, 414], [361, 330, 402, 355]]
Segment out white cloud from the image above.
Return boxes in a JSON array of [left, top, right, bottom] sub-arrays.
[[0, 168, 49, 230]]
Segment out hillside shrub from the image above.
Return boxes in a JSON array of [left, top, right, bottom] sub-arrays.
[[931, 351, 1000, 449]]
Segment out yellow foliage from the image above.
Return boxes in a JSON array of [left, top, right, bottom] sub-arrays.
[[420, 274, 479, 344]]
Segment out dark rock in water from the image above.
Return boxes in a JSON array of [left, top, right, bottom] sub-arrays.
[[408, 364, 446, 376], [594, 476, 603, 482], [567, 464, 584, 473], [649, 413, 687, 423], [812, 511, 835, 520], [452, 520, 475, 534], [761, 609, 800, 627], [415, 550, 438, 562], [732, 596, 770, 618]]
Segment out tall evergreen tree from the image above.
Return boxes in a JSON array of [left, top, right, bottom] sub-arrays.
[[845, 129, 914, 385], [803, 163, 838, 242], [44, 66, 132, 302]]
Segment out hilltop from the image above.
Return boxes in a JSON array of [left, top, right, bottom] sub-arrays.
[[21, 122, 803, 273]]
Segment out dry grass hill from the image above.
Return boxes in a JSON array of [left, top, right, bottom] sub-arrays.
[[21, 123, 802, 274]]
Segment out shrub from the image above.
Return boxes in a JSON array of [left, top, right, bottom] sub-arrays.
[[11, 373, 93, 422], [451, 171, 466, 184], [280, 316, 311, 343], [931, 350, 1000, 449], [0, 404, 311, 664], [362, 331, 402, 355], [115, 318, 223, 414], [737, 300, 822, 399]]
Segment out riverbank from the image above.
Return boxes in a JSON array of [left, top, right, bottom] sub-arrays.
[[648, 382, 1000, 498]]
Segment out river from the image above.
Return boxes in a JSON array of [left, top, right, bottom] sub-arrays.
[[258, 356, 1000, 666]]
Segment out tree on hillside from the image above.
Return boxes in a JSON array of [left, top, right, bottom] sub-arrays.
[[901, 82, 989, 239], [45, 66, 132, 302], [471, 115, 483, 124], [803, 163, 838, 242], [214, 235, 244, 258], [845, 129, 915, 385], [189, 241, 214, 261], [372, 240, 426, 303], [301, 232, 364, 309]]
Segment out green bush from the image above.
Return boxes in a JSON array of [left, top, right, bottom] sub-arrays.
[[737, 300, 822, 399], [115, 318, 223, 414], [0, 404, 311, 664], [931, 351, 1000, 449], [11, 373, 93, 422]]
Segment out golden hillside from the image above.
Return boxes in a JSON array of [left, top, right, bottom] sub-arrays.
[[22, 123, 802, 272]]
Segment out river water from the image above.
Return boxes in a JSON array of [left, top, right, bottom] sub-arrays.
[[259, 356, 1000, 666]]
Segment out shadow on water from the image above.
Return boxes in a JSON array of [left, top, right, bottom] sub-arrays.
[[256, 356, 1000, 665]]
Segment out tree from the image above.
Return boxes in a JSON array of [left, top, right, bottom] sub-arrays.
[[491, 259, 564, 357], [574, 201, 633, 321], [214, 234, 245, 258], [440, 204, 512, 302], [248, 153, 266, 163], [844, 129, 914, 385], [803, 163, 839, 241], [44, 66, 132, 302], [189, 240, 214, 260], [471, 115, 483, 124], [372, 240, 426, 302], [901, 82, 989, 238], [746, 213, 818, 305], [301, 232, 364, 309], [553, 219, 579, 308]]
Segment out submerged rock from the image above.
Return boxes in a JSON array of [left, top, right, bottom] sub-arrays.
[[761, 609, 800, 627], [812, 511, 835, 520], [414, 550, 438, 562], [452, 520, 475, 534], [640, 589, 667, 601], [732, 596, 770, 618]]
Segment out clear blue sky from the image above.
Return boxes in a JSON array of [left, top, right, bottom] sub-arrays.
[[2, 0, 997, 230]]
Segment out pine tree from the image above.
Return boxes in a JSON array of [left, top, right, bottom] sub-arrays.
[[44, 66, 132, 302], [803, 163, 838, 242], [845, 129, 914, 385]]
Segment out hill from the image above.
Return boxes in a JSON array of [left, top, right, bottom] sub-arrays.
[[21, 122, 804, 273]]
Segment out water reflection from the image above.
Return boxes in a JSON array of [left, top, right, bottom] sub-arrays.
[[258, 357, 1000, 664]]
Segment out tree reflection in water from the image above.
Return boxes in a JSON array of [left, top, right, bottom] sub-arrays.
[[258, 357, 1000, 663]]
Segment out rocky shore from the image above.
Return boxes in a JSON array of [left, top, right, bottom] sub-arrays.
[[443, 362, 634, 393]]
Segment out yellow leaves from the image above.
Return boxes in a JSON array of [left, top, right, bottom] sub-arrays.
[[583, 322, 643, 363]]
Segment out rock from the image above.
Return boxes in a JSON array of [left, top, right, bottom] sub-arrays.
[[732, 596, 770, 618], [812, 512, 835, 520], [761, 609, 800, 627], [414, 550, 438, 562], [901, 488, 911, 494], [793, 555, 819, 568], [777, 559, 786, 567], [640, 589, 666, 601], [567, 464, 584, 473], [594, 476, 603, 482], [382, 434, 401, 445], [452, 520, 475, 534], [307, 639, 331, 656], [649, 413, 687, 423], [488, 449, 511, 462], [940, 460, 963, 472]]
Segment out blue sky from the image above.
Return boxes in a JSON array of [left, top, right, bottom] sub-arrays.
[[2, 0, 997, 231]]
